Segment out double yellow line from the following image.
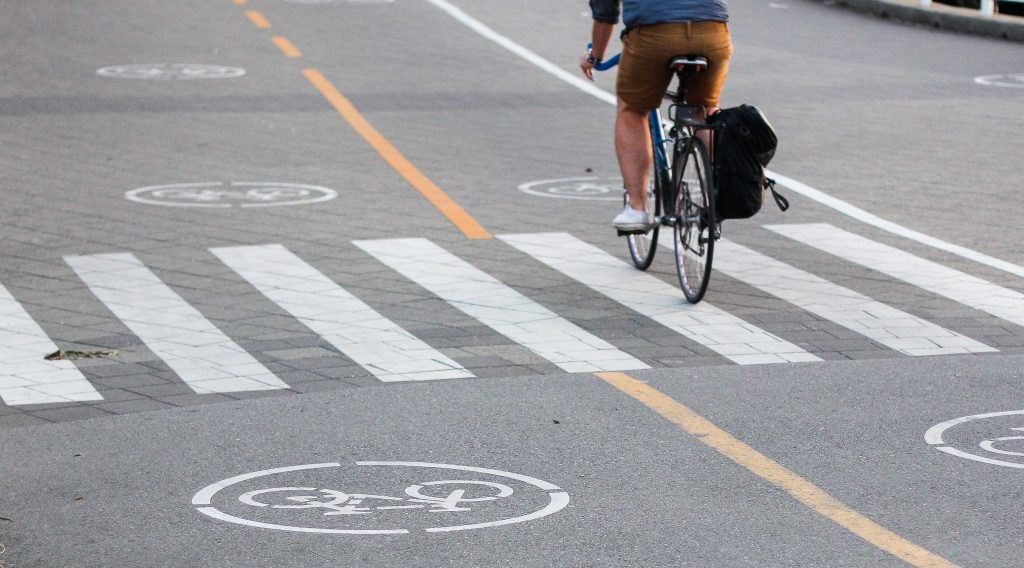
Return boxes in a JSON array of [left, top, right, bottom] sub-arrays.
[[236, 2, 490, 240]]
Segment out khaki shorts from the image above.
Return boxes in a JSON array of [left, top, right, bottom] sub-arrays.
[[616, 21, 733, 112]]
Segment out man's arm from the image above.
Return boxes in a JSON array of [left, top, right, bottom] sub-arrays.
[[581, 0, 619, 80], [589, 0, 620, 26]]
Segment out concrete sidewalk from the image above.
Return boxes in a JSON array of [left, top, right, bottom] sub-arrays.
[[835, 0, 1024, 41]]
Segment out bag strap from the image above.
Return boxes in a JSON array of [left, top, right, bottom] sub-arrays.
[[766, 178, 789, 212]]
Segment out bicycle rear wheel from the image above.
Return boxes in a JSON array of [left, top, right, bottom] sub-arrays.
[[625, 157, 662, 270], [673, 136, 715, 303]]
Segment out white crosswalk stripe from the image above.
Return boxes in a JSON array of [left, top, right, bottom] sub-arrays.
[[0, 281, 104, 405], [65, 253, 288, 394], [501, 233, 820, 365], [713, 238, 997, 356], [2, 230, 1014, 408], [211, 244, 474, 382], [767, 223, 1024, 331], [354, 238, 650, 373]]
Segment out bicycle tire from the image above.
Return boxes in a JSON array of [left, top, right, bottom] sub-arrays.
[[625, 154, 662, 270], [673, 136, 715, 304]]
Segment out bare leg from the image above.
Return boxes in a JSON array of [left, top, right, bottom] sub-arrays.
[[615, 99, 652, 212]]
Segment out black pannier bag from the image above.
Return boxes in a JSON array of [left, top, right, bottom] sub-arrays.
[[708, 105, 789, 220]]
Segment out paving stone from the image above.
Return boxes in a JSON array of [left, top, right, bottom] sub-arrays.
[[283, 356, 357, 371], [82, 363, 161, 379], [93, 399, 175, 415], [225, 391, 295, 401], [0, 404, 26, 416], [0, 413, 52, 428], [298, 365, 368, 381], [810, 339, 883, 352], [125, 383, 198, 398], [469, 365, 545, 379], [841, 350, 906, 361], [92, 389, 147, 403], [272, 370, 334, 385], [93, 374, 174, 390], [156, 393, 237, 407], [265, 347, 341, 361], [28, 405, 111, 423], [290, 381, 350, 394]]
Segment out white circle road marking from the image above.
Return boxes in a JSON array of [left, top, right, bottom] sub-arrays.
[[192, 461, 569, 534], [519, 177, 625, 202], [96, 64, 246, 80], [125, 182, 338, 208], [925, 410, 1024, 469], [974, 74, 1024, 88]]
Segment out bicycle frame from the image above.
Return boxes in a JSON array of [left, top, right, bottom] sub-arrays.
[[648, 109, 673, 219]]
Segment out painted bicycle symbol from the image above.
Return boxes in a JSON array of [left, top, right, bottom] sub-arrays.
[[193, 461, 569, 534], [926, 410, 1024, 469], [518, 177, 624, 201], [96, 63, 246, 80], [125, 182, 338, 208], [978, 427, 1024, 457], [239, 480, 514, 516], [151, 188, 310, 203]]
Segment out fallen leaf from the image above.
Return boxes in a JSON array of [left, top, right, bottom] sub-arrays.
[[45, 349, 118, 361]]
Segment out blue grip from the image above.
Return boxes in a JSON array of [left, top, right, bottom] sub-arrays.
[[594, 54, 620, 71], [587, 43, 621, 71]]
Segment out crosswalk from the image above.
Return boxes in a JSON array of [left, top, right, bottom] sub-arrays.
[[1, 223, 1021, 406], [211, 244, 474, 382], [65, 253, 289, 394]]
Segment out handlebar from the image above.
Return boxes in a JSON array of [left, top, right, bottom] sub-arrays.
[[587, 43, 621, 71]]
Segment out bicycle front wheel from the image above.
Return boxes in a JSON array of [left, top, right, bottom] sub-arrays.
[[625, 156, 662, 270], [673, 136, 715, 303]]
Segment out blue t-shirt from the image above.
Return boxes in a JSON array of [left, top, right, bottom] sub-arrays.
[[590, 0, 729, 27]]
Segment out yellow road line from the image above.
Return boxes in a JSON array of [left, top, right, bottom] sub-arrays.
[[245, 10, 270, 29], [233, 0, 247, 5], [596, 372, 958, 568], [302, 68, 491, 240], [272, 36, 302, 58]]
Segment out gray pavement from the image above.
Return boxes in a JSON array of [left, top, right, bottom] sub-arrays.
[[2, 355, 1022, 566], [1, 0, 1023, 565]]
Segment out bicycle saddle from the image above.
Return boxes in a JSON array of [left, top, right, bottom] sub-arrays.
[[668, 55, 708, 74]]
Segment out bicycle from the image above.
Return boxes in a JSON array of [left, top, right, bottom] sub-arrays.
[[593, 50, 718, 304]]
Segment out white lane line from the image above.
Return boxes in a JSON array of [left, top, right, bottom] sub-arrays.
[[500, 233, 819, 365], [354, 238, 649, 373], [0, 282, 104, 405], [713, 239, 996, 356], [65, 253, 288, 394], [423, 0, 616, 105], [765, 172, 1024, 279], [767, 223, 1024, 330], [423, 0, 1024, 281], [211, 244, 473, 382]]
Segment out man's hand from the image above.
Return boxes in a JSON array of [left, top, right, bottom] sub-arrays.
[[583, 20, 615, 81], [580, 54, 598, 81]]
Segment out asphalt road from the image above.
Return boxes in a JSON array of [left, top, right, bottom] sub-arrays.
[[1, 0, 1023, 566]]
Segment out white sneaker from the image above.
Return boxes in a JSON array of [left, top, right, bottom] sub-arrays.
[[613, 204, 652, 232]]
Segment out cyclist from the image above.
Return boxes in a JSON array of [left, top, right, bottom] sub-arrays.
[[581, 0, 732, 233]]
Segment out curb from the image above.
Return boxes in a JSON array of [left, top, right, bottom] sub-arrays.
[[835, 0, 1024, 41]]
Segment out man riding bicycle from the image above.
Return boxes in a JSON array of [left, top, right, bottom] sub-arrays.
[[580, 0, 732, 233]]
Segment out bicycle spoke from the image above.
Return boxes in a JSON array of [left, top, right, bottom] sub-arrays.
[[673, 137, 715, 304]]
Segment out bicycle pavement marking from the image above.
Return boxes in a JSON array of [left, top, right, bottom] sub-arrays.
[[422, 0, 1024, 280], [596, 371, 959, 568]]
